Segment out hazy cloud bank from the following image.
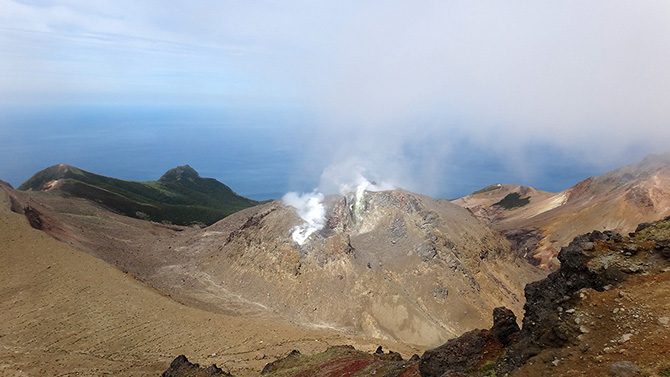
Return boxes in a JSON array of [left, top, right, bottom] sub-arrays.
[[2, 1, 670, 195]]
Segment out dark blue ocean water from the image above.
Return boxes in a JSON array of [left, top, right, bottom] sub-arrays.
[[0, 105, 641, 200]]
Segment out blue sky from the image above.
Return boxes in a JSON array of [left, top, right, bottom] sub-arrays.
[[1, 1, 670, 196], [0, 0, 303, 105]]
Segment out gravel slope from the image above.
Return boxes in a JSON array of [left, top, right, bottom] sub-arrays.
[[0, 189, 412, 376]]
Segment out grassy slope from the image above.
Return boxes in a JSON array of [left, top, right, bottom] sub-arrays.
[[18, 164, 258, 225]]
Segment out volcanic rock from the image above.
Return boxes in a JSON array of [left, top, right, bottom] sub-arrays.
[[608, 361, 641, 377], [418, 215, 670, 376], [162, 355, 232, 377], [418, 307, 519, 377]]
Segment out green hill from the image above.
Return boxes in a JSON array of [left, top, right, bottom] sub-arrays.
[[19, 164, 258, 226]]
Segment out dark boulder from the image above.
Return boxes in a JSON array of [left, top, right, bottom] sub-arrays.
[[419, 307, 519, 377], [490, 307, 520, 345], [261, 350, 301, 374], [161, 355, 231, 377]]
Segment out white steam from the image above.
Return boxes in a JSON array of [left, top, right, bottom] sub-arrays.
[[283, 167, 394, 245], [282, 191, 326, 245]]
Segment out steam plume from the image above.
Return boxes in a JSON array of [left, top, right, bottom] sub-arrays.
[[282, 191, 326, 245], [283, 167, 393, 245]]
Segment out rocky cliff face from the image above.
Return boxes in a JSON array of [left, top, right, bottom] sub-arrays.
[[417, 216, 670, 377]]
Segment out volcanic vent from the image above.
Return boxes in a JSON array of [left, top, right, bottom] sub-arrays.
[[165, 187, 541, 346]]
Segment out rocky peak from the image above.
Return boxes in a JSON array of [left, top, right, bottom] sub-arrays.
[[159, 165, 201, 182], [323, 190, 426, 234]]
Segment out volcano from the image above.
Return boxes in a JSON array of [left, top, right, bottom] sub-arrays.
[[4, 177, 541, 347], [157, 189, 542, 346]]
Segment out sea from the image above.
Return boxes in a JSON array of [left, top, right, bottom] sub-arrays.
[[0, 105, 642, 200]]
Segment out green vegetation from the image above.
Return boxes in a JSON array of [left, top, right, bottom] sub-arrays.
[[481, 361, 497, 377], [634, 216, 670, 241], [19, 164, 258, 226], [493, 192, 530, 209]]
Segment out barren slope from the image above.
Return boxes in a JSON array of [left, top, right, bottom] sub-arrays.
[[3, 183, 541, 348], [0, 189, 415, 377], [455, 155, 670, 268], [452, 184, 554, 223], [166, 189, 542, 346]]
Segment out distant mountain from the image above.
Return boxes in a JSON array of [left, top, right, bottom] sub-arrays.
[[454, 154, 670, 268], [452, 184, 554, 223], [18, 163, 258, 226]]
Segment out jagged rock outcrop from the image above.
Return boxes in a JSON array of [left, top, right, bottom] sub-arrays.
[[417, 216, 670, 376], [161, 355, 232, 377], [260, 350, 302, 374], [419, 307, 519, 377]]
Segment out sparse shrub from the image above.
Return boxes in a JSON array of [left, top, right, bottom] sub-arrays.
[[481, 361, 497, 377]]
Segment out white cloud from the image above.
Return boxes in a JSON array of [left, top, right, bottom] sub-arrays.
[[2, 0, 669, 192]]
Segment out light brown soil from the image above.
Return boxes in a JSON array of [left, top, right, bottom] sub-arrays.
[[0, 190, 416, 376], [454, 155, 670, 268], [513, 272, 670, 376], [5, 186, 541, 348]]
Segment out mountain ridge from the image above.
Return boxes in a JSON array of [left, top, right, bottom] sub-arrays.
[[454, 154, 670, 267], [18, 163, 258, 226]]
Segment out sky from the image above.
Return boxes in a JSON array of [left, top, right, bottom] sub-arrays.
[[1, 1, 670, 197]]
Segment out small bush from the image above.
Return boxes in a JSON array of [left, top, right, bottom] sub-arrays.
[[481, 361, 497, 377]]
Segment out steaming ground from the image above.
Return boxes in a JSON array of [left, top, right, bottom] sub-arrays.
[[2, 180, 542, 348], [0, 185, 419, 376], [282, 191, 326, 245], [283, 169, 394, 246]]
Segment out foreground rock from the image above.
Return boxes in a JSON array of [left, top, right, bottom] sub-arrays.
[[260, 346, 418, 376], [419, 307, 519, 377], [164, 346, 420, 377], [418, 216, 670, 376], [162, 355, 232, 377]]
